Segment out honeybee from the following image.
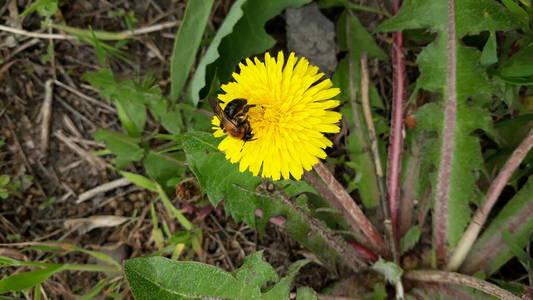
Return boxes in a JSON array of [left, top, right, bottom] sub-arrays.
[[208, 98, 256, 142]]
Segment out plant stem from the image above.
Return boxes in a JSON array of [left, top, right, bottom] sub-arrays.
[[433, 0, 457, 265], [388, 0, 406, 240], [446, 128, 533, 271], [405, 270, 521, 300], [360, 54, 398, 264], [313, 162, 386, 256]]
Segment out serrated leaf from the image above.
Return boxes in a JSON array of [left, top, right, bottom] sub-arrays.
[[125, 252, 307, 300], [462, 177, 533, 275], [170, 0, 215, 102], [182, 133, 343, 268], [371, 259, 403, 285], [94, 129, 144, 168], [378, 0, 515, 258], [377, 0, 521, 36], [400, 226, 421, 255], [182, 132, 260, 225], [416, 103, 492, 246], [0, 265, 65, 293]]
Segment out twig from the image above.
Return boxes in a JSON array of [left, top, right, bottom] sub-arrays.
[[56, 98, 96, 129], [76, 178, 132, 204], [404, 270, 520, 300], [39, 79, 54, 156], [53, 80, 115, 113], [446, 128, 533, 271], [360, 54, 398, 264], [361, 54, 403, 299], [0, 25, 74, 39], [0, 20, 180, 40], [313, 162, 385, 255], [4, 116, 48, 199], [54, 131, 108, 170], [434, 0, 458, 265], [388, 0, 406, 239]]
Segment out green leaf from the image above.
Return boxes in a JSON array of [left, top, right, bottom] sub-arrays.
[[0, 265, 65, 293], [416, 103, 492, 246], [182, 133, 343, 268], [78, 278, 111, 300], [337, 12, 387, 61], [501, 230, 528, 264], [371, 258, 403, 285], [318, 0, 390, 16], [83, 69, 146, 136], [0, 175, 9, 186], [462, 177, 533, 275], [187, 0, 248, 105], [497, 43, 533, 86], [379, 0, 514, 254], [480, 31, 498, 67], [182, 132, 260, 225], [332, 10, 388, 208], [296, 287, 319, 300], [364, 283, 387, 300], [144, 151, 186, 188], [377, 0, 521, 36], [120, 171, 158, 192], [500, 0, 529, 30], [209, 0, 312, 86], [188, 0, 312, 105], [94, 129, 144, 168], [21, 0, 58, 17], [400, 226, 421, 255], [170, 0, 215, 102], [262, 259, 309, 300], [125, 252, 307, 300]]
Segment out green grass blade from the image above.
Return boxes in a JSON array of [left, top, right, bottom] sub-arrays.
[[170, 0, 215, 102]]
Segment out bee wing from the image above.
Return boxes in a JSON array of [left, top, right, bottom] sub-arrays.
[[207, 98, 227, 121]]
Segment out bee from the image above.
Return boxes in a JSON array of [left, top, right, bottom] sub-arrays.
[[208, 98, 256, 142]]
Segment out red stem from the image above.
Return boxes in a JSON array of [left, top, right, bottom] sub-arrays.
[[387, 0, 406, 239], [313, 162, 386, 255]]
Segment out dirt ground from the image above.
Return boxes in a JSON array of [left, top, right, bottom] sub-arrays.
[[0, 0, 340, 298]]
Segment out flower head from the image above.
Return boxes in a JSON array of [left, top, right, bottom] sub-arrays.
[[212, 51, 341, 180]]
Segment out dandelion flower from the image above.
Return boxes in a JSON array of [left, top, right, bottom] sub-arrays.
[[211, 51, 341, 180]]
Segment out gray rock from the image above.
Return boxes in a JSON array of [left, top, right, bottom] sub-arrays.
[[285, 3, 337, 74]]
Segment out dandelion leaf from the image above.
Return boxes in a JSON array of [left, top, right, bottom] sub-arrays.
[[125, 252, 308, 300], [377, 0, 521, 251]]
